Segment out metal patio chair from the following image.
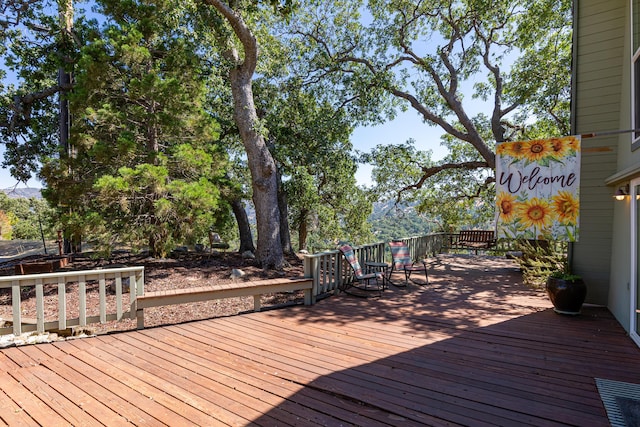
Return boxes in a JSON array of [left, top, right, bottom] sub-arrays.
[[338, 244, 384, 297], [388, 240, 428, 286]]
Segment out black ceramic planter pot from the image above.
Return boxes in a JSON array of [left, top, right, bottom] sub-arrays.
[[546, 277, 587, 315]]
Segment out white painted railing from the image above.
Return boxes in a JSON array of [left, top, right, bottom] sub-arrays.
[[303, 233, 448, 300], [401, 233, 448, 259], [0, 233, 449, 336], [0, 266, 144, 335], [303, 242, 387, 300], [303, 250, 340, 300]]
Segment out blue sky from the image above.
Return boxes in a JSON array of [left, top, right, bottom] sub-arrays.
[[0, 147, 42, 189], [351, 111, 447, 186]]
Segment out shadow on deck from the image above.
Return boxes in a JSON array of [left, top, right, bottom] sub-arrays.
[[1, 254, 638, 426]]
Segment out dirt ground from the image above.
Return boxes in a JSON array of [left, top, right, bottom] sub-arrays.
[[0, 245, 306, 336]]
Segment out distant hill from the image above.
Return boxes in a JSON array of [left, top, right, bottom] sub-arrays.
[[1, 188, 42, 199], [241, 198, 434, 243], [369, 200, 436, 241]]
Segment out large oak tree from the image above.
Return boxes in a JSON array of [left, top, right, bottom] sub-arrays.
[[285, 0, 572, 228], [201, 0, 295, 268]]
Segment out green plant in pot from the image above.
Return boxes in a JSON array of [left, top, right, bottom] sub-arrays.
[[515, 239, 586, 315], [546, 265, 587, 316]]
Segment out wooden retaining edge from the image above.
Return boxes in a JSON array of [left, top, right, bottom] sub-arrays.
[[135, 277, 313, 329], [14, 257, 69, 275]]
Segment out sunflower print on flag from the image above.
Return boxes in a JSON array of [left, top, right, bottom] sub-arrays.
[[495, 136, 580, 242]]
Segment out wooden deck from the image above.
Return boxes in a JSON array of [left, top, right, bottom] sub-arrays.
[[1, 254, 639, 426]]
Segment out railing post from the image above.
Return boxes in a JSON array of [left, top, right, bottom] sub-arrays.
[[115, 272, 123, 320], [58, 278, 66, 331], [35, 278, 44, 333], [99, 273, 106, 324], [304, 254, 319, 304], [11, 280, 21, 336], [128, 272, 136, 319], [79, 274, 86, 326], [136, 269, 145, 329], [321, 255, 328, 295], [337, 252, 345, 290]]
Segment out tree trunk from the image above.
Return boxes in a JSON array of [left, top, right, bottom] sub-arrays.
[[229, 71, 283, 268], [205, 0, 284, 269], [277, 169, 293, 255], [148, 233, 158, 258], [298, 209, 309, 252], [58, 1, 79, 254], [230, 199, 255, 253], [58, 67, 71, 158]]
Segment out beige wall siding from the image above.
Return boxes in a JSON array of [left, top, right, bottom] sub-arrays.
[[573, 0, 626, 305], [607, 0, 635, 332]]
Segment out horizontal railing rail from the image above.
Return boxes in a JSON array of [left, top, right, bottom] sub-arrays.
[[134, 277, 313, 329], [0, 266, 144, 336], [446, 234, 557, 256]]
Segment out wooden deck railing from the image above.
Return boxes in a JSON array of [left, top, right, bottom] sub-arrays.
[[400, 233, 449, 259], [0, 266, 144, 336], [303, 242, 386, 301], [303, 233, 448, 301], [0, 232, 452, 335], [134, 277, 313, 329]]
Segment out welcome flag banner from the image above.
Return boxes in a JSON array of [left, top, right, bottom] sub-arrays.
[[495, 136, 580, 242]]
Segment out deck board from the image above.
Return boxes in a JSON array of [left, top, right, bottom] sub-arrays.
[[207, 317, 595, 425], [18, 364, 128, 426], [42, 353, 191, 425], [136, 327, 401, 427], [0, 370, 72, 426], [93, 334, 294, 426], [0, 381, 39, 426], [1, 254, 639, 426], [108, 333, 343, 426]]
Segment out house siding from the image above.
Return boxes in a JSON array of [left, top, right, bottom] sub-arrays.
[[573, 0, 626, 305], [605, 0, 640, 331]]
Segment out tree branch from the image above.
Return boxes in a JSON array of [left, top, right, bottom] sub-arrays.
[[0, 0, 41, 27], [455, 175, 495, 200], [202, 0, 258, 76], [395, 160, 489, 203], [388, 87, 469, 141], [1, 82, 74, 135], [393, 7, 495, 167], [473, 6, 520, 144]]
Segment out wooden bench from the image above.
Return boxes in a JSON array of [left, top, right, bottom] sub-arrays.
[[450, 230, 497, 254], [135, 277, 313, 328]]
